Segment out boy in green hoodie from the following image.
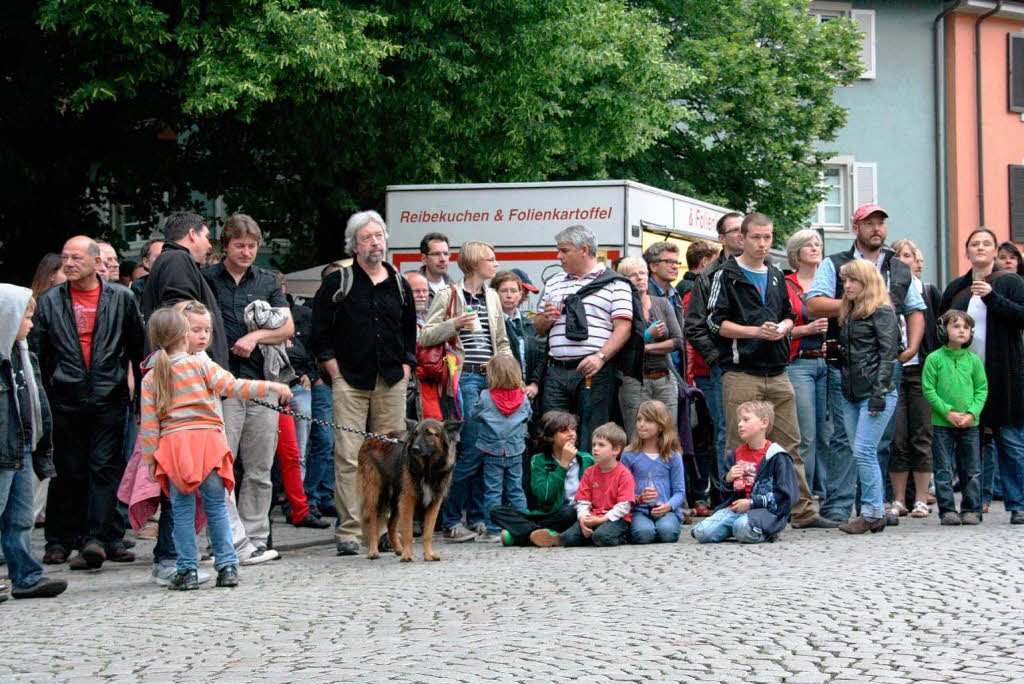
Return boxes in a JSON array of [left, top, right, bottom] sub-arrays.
[[921, 311, 988, 526]]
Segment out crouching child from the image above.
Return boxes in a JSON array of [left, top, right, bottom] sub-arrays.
[[692, 401, 797, 543]]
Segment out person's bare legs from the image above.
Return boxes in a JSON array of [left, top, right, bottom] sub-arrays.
[[912, 471, 931, 507], [890, 471, 909, 509]]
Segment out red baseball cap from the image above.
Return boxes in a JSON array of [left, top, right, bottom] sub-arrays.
[[852, 203, 888, 223]]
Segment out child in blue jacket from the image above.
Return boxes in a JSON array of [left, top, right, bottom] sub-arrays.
[[472, 355, 532, 543]]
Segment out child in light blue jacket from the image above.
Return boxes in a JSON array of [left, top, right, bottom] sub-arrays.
[[472, 355, 532, 543]]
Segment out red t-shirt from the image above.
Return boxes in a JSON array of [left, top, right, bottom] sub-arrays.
[[70, 284, 101, 369], [575, 461, 636, 523], [733, 441, 770, 498]]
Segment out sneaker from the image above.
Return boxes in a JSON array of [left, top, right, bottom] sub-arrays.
[[960, 511, 982, 525], [884, 513, 900, 527], [443, 525, 476, 543], [152, 561, 211, 585], [529, 529, 562, 547], [335, 541, 360, 556], [500, 530, 514, 547], [292, 513, 331, 529], [940, 512, 962, 526], [216, 565, 239, 588], [475, 531, 501, 543], [471, 522, 487, 536], [168, 568, 199, 591], [240, 546, 280, 565], [11, 577, 68, 599], [1012, 510, 1024, 525]]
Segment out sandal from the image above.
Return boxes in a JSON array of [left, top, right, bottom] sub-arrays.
[[910, 501, 929, 518], [888, 501, 909, 517]]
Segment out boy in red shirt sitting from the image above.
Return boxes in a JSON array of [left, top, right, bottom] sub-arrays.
[[546, 423, 634, 547]]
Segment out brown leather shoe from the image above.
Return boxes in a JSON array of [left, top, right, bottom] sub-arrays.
[[69, 554, 91, 571], [42, 548, 68, 565], [80, 541, 106, 568], [106, 545, 136, 563], [838, 516, 886, 535]]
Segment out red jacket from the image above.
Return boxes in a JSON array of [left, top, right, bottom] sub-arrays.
[[682, 291, 710, 384]]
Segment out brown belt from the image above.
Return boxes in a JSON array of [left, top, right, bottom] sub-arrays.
[[797, 350, 825, 360], [462, 363, 488, 375], [643, 370, 669, 380]]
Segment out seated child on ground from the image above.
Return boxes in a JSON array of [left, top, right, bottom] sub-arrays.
[[620, 400, 686, 544], [692, 401, 797, 544]]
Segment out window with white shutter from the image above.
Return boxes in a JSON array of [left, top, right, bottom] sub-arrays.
[[852, 162, 878, 209], [809, 3, 876, 80], [811, 157, 878, 234]]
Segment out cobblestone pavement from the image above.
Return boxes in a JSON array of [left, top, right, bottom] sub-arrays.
[[2, 507, 1023, 682]]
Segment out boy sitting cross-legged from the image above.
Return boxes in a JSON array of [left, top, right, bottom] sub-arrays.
[[547, 423, 635, 548], [692, 401, 798, 543]]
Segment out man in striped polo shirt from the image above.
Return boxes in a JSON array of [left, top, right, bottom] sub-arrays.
[[536, 224, 633, 450]]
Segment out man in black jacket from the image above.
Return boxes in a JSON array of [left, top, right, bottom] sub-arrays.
[[706, 214, 832, 529], [33, 236, 145, 569]]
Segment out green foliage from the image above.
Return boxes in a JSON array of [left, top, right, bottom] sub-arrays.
[[616, 0, 863, 241]]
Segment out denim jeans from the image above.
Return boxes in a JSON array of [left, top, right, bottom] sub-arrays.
[[692, 507, 765, 544], [993, 423, 1024, 511], [695, 365, 726, 487], [482, 453, 528, 533], [932, 426, 981, 515], [169, 470, 238, 572], [559, 518, 630, 547], [840, 388, 898, 520], [442, 371, 488, 531], [787, 357, 831, 498], [304, 380, 335, 510], [876, 362, 903, 503], [630, 510, 681, 544], [0, 446, 43, 588], [820, 365, 855, 521], [982, 439, 1004, 504], [289, 385, 312, 478]]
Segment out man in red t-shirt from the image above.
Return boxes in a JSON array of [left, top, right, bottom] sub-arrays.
[[32, 236, 145, 571]]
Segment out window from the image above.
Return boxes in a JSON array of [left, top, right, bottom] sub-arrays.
[[811, 156, 877, 234], [809, 2, 876, 80]]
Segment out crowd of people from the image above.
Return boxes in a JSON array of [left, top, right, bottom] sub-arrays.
[[2, 202, 1022, 600]]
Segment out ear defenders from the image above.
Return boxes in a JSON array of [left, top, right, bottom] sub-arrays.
[[936, 311, 974, 348]]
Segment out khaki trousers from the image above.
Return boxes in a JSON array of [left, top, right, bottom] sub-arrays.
[[722, 371, 819, 525], [332, 374, 408, 544]]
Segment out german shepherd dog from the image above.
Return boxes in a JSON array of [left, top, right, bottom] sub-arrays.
[[358, 418, 461, 562]]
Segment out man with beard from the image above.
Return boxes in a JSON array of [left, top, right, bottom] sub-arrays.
[[311, 210, 417, 556]]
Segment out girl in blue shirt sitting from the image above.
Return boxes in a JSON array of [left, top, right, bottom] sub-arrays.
[[620, 400, 686, 543]]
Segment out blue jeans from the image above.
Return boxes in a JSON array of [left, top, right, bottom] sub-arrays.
[[695, 364, 726, 489], [993, 423, 1024, 511], [820, 365, 855, 521], [304, 380, 335, 510], [692, 507, 765, 544], [788, 357, 831, 498], [932, 426, 981, 515], [630, 511, 681, 544], [289, 385, 312, 478], [442, 371, 488, 531], [982, 439, 1003, 504], [169, 471, 238, 572], [0, 446, 43, 588], [875, 363, 903, 504], [840, 388, 898, 520], [482, 453, 527, 533]]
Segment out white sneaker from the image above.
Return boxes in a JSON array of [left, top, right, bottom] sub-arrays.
[[152, 561, 211, 585], [474, 532, 502, 543], [240, 547, 280, 566]]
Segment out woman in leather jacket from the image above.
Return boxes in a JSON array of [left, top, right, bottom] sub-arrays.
[[836, 260, 901, 534]]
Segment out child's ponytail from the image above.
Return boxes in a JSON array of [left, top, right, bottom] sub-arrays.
[[146, 308, 189, 416]]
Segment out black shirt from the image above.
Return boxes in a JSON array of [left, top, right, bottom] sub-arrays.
[[310, 263, 417, 391], [204, 263, 287, 380]]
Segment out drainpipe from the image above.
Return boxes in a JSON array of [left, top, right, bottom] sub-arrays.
[[976, 0, 1004, 227], [935, 0, 963, 284]]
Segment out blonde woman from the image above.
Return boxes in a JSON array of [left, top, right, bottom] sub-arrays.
[[835, 260, 901, 534], [615, 257, 683, 439], [420, 241, 512, 542]]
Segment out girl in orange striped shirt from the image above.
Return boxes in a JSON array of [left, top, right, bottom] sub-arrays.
[[141, 308, 292, 590]]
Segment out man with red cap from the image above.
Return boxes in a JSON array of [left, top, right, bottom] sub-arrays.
[[806, 203, 927, 526]]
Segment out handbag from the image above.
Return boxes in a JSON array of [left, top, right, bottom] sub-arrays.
[[416, 284, 458, 381]]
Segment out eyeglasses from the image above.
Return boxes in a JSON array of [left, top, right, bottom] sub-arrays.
[[426, 251, 450, 258], [655, 259, 679, 266], [721, 229, 742, 236]]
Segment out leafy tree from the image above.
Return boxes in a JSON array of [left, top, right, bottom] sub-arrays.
[[1, 0, 689, 279], [616, 0, 863, 239]]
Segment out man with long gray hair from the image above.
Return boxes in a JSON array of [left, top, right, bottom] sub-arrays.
[[535, 224, 635, 450], [310, 210, 417, 556]]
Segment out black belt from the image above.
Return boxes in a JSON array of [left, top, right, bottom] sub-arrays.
[[547, 356, 585, 369], [462, 363, 488, 375], [797, 350, 825, 360]]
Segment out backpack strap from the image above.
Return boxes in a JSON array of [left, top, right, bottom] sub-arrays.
[[331, 266, 355, 304]]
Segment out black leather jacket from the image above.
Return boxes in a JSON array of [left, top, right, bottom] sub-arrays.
[[31, 278, 145, 412], [838, 304, 900, 411]]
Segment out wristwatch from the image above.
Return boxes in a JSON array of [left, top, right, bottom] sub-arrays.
[[595, 351, 607, 361]]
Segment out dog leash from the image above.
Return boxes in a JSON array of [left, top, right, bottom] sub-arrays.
[[250, 397, 405, 445]]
